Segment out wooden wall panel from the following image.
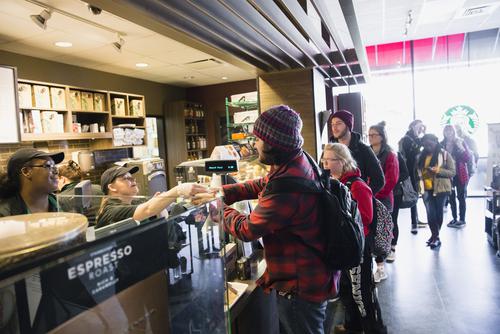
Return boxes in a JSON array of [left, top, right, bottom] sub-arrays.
[[258, 69, 318, 157], [165, 101, 188, 187]]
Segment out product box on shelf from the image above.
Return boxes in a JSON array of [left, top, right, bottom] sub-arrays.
[[33, 85, 51, 109], [130, 99, 143, 117], [17, 83, 32, 108], [69, 90, 81, 110], [93, 93, 105, 111], [81, 92, 94, 111], [50, 87, 66, 110], [112, 98, 126, 116]]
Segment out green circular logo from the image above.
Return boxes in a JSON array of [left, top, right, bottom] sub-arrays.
[[440, 105, 479, 134]]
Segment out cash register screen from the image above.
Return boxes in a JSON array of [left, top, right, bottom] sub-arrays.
[[205, 160, 238, 173]]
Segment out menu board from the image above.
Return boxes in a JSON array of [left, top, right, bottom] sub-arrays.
[[0, 66, 20, 143]]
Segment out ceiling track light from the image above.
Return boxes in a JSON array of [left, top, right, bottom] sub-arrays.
[[30, 9, 51, 30], [25, 0, 126, 51], [113, 35, 125, 52]]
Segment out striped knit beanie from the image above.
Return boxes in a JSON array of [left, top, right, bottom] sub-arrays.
[[253, 105, 304, 152]]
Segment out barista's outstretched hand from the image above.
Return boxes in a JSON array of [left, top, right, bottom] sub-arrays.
[[175, 182, 209, 198]]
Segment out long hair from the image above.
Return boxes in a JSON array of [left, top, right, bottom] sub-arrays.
[[369, 121, 392, 151], [58, 160, 83, 182], [417, 134, 442, 169], [323, 143, 358, 175]]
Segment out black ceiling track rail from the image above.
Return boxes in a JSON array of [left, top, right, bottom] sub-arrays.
[[88, 0, 368, 87]]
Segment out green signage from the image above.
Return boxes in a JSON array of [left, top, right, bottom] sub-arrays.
[[440, 105, 479, 134]]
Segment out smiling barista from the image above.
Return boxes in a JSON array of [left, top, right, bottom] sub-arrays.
[[0, 148, 64, 217], [96, 165, 208, 228]]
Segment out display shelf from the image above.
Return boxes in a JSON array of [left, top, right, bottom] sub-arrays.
[[111, 115, 143, 119], [21, 107, 68, 112], [72, 110, 110, 114], [225, 97, 258, 144], [18, 79, 146, 148], [21, 132, 113, 141]]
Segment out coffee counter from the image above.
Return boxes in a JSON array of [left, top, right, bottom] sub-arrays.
[[0, 199, 228, 334]]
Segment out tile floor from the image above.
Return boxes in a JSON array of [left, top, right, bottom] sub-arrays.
[[376, 198, 500, 334]]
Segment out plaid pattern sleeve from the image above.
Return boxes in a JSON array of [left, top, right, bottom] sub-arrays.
[[221, 152, 339, 303]]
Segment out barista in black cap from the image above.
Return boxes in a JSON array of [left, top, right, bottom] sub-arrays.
[[96, 165, 207, 228], [0, 148, 64, 217]]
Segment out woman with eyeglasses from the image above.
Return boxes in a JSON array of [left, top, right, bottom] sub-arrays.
[[96, 165, 208, 228], [0, 148, 64, 217], [322, 143, 387, 334], [368, 122, 399, 282]]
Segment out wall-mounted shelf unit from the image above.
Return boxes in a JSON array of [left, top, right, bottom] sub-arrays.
[[225, 97, 259, 144], [17, 79, 146, 148]]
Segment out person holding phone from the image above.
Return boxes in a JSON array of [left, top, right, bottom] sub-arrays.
[[416, 134, 456, 249]]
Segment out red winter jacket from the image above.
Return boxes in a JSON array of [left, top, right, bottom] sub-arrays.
[[374, 146, 399, 207], [340, 169, 373, 236], [222, 150, 340, 303]]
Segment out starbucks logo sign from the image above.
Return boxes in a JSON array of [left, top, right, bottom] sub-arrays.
[[441, 105, 479, 134]]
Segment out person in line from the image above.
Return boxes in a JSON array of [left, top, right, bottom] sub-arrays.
[[441, 124, 472, 228], [416, 134, 456, 249], [0, 148, 64, 217], [329, 110, 385, 195], [399, 119, 426, 234], [368, 122, 399, 282], [222, 105, 338, 334], [96, 165, 207, 228], [322, 143, 386, 334], [390, 152, 410, 262], [455, 124, 479, 177]]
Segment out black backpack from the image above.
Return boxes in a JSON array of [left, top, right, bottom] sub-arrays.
[[263, 152, 365, 270]]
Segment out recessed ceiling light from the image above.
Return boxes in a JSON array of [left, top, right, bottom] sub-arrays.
[[135, 63, 149, 68], [54, 41, 72, 48], [222, 76, 228, 80], [183, 75, 195, 80]]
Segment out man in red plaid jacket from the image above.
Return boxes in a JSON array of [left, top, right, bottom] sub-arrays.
[[222, 105, 340, 334]]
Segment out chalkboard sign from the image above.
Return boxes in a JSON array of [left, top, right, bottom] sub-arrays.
[[0, 65, 20, 143]]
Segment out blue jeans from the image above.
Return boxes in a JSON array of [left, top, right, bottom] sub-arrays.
[[278, 294, 327, 334], [423, 191, 448, 239]]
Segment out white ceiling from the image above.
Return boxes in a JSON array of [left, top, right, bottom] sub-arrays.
[[2, 0, 498, 86], [0, 0, 256, 87], [354, 0, 500, 46]]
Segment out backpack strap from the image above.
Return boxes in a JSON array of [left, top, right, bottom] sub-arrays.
[[345, 176, 363, 189]]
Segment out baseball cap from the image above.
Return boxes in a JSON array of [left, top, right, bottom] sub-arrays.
[[100, 165, 139, 194], [7, 148, 64, 179]]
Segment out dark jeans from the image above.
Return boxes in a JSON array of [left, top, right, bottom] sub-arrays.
[[391, 194, 401, 246], [423, 191, 448, 240], [278, 293, 327, 334], [449, 178, 467, 221], [339, 247, 387, 334], [409, 175, 419, 227]]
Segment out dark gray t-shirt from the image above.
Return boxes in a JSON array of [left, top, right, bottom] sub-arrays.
[[95, 198, 142, 228]]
